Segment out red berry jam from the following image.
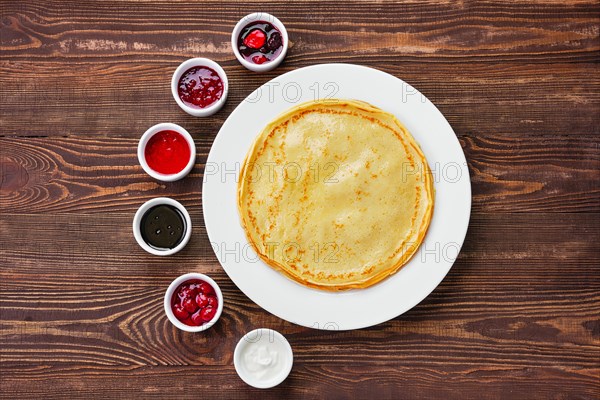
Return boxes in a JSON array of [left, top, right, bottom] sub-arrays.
[[177, 66, 224, 109], [171, 279, 219, 327], [238, 21, 283, 65], [144, 130, 191, 175]]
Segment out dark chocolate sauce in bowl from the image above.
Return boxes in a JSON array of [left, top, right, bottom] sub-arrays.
[[140, 204, 186, 250]]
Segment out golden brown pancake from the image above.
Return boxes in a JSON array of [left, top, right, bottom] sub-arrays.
[[237, 99, 434, 291]]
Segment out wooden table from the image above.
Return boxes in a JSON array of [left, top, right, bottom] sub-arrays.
[[1, 1, 599, 398]]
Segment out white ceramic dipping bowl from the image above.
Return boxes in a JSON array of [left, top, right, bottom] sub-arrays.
[[138, 122, 196, 182], [231, 12, 288, 72], [164, 272, 224, 332], [132, 197, 192, 256], [171, 57, 228, 117], [234, 328, 293, 388]]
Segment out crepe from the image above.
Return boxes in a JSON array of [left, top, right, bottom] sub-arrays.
[[237, 99, 434, 291]]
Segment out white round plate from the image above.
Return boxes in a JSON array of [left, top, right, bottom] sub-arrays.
[[202, 64, 471, 330]]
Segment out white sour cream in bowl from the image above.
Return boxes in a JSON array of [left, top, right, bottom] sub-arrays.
[[234, 328, 293, 388]]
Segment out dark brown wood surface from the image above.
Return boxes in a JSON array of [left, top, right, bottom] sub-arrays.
[[1, 1, 599, 398]]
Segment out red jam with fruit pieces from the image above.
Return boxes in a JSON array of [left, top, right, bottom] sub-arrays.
[[238, 21, 283, 65], [177, 66, 224, 108], [171, 279, 218, 327], [144, 130, 191, 175]]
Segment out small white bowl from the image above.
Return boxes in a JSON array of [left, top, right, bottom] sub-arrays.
[[132, 197, 192, 256], [164, 272, 224, 332], [171, 58, 228, 117], [234, 328, 293, 388], [138, 122, 196, 182], [231, 12, 288, 72]]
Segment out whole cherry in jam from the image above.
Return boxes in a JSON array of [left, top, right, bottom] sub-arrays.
[[237, 21, 283, 65], [177, 66, 224, 109], [195, 292, 209, 308], [244, 29, 266, 49], [200, 306, 216, 321], [173, 303, 189, 320], [171, 279, 219, 327], [190, 309, 204, 325]]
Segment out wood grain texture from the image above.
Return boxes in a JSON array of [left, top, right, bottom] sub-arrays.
[[1, 214, 598, 388], [1, 0, 599, 398], [1, 61, 599, 137], [1, 0, 599, 137], [1, 365, 599, 400]]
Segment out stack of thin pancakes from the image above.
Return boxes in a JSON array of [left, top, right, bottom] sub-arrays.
[[238, 99, 434, 291]]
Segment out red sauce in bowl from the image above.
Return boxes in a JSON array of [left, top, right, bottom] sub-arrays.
[[177, 66, 224, 109], [171, 279, 219, 326], [144, 130, 191, 175]]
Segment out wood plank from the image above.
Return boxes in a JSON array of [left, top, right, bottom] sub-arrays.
[[0, 364, 598, 400], [1, 212, 598, 287], [2, 1, 598, 62], [0, 61, 598, 137], [1, 135, 598, 214]]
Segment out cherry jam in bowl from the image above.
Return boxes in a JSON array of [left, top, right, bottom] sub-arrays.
[[164, 273, 224, 332], [171, 58, 228, 117], [232, 13, 288, 72], [138, 122, 195, 182]]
